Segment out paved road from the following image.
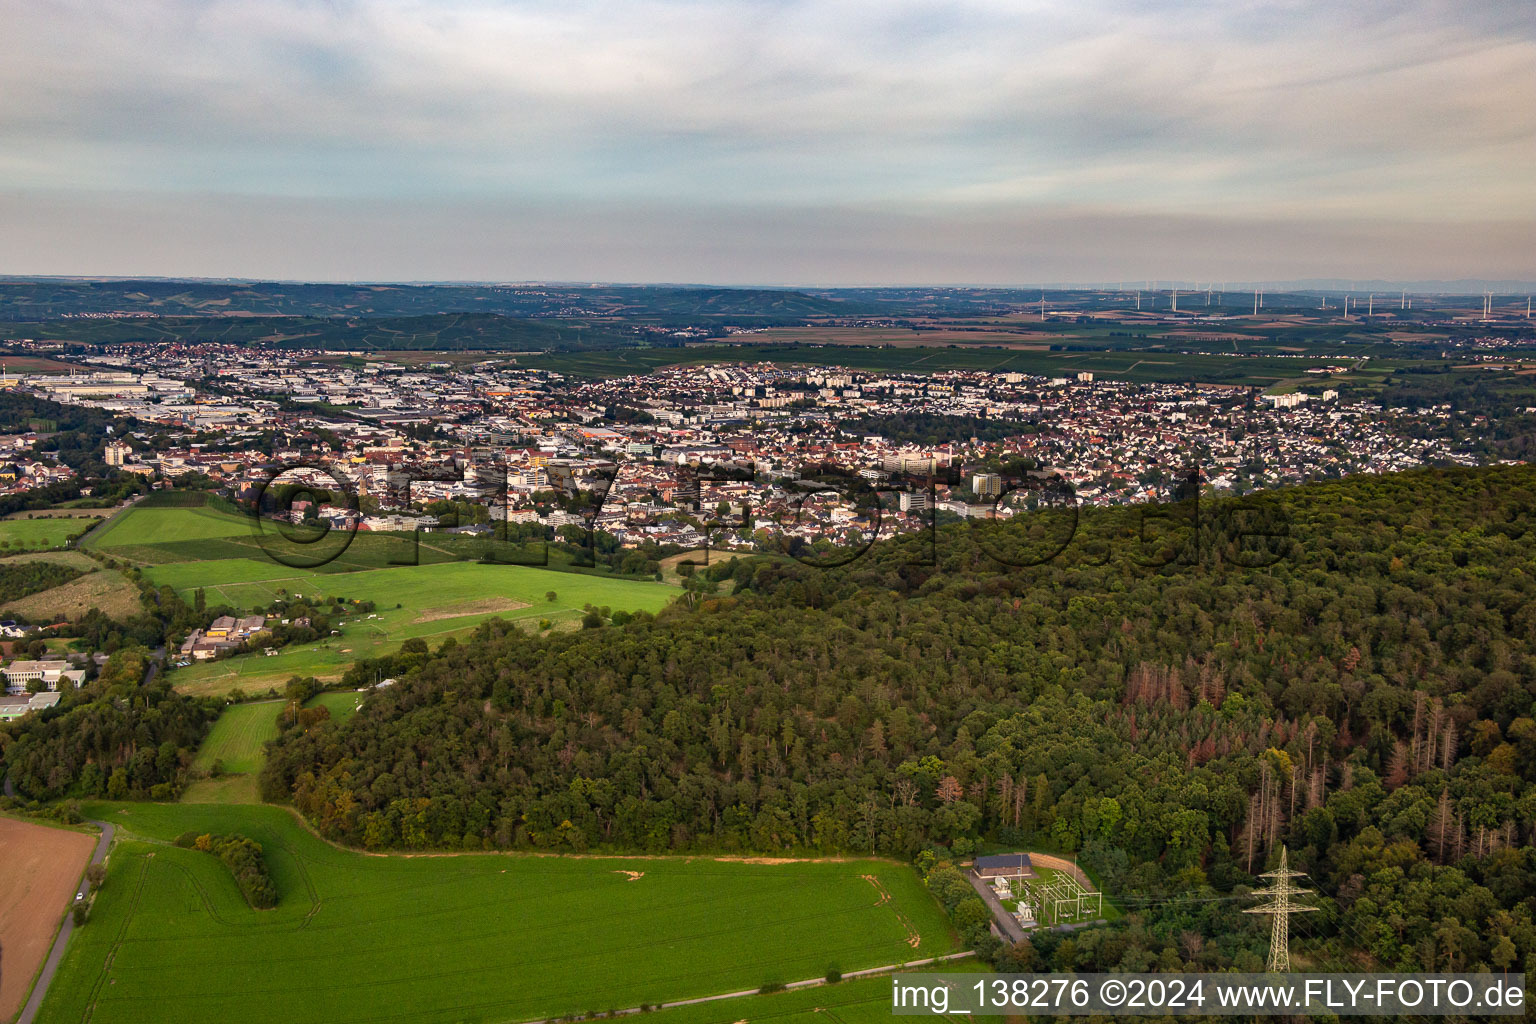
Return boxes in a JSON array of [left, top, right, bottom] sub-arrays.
[[69, 495, 144, 549], [144, 647, 165, 686], [968, 870, 1027, 944], [17, 821, 114, 1024]]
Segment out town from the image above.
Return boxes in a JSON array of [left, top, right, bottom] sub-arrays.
[[0, 343, 1502, 563]]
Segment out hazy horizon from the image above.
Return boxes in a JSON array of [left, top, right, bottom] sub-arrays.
[[4, 1, 1534, 283], [6, 273, 1536, 295]]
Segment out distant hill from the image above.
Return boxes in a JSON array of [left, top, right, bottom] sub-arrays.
[[0, 312, 628, 352], [0, 279, 872, 321]]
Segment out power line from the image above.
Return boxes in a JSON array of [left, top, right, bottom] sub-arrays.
[[1243, 846, 1317, 972]]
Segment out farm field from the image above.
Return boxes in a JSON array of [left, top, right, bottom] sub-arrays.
[[156, 560, 678, 697], [38, 803, 959, 1024], [0, 352, 95, 372], [0, 516, 99, 549], [761, 326, 1050, 347], [0, 816, 96, 1021]]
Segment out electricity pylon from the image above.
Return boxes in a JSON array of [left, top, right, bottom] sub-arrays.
[[1244, 846, 1317, 972]]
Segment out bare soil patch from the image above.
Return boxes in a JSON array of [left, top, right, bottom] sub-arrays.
[[413, 596, 530, 624], [0, 817, 96, 1019]]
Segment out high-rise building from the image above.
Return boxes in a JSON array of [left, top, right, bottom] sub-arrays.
[[971, 472, 1003, 500]]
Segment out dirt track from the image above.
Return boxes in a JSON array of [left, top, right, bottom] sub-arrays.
[[0, 817, 96, 1020]]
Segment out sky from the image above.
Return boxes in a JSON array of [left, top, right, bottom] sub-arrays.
[[2, 0, 1534, 285]]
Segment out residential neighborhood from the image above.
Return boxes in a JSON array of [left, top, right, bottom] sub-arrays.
[[0, 344, 1505, 562]]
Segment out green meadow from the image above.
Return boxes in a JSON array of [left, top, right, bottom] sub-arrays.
[[0, 516, 99, 549], [40, 803, 958, 1024], [311, 690, 363, 723], [85, 493, 679, 695], [156, 559, 678, 696], [182, 694, 366, 803], [181, 700, 284, 804], [85, 499, 255, 549], [190, 700, 282, 776], [85, 492, 614, 574]]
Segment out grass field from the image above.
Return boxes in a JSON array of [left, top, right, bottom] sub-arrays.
[[0, 549, 98, 572], [658, 547, 742, 584], [40, 803, 958, 1024], [627, 959, 999, 1024], [181, 700, 283, 804], [76, 493, 679, 695], [156, 560, 676, 696], [312, 690, 363, 723], [85, 500, 258, 550], [190, 701, 283, 776], [82, 494, 626, 578], [182, 694, 364, 803], [0, 516, 99, 550]]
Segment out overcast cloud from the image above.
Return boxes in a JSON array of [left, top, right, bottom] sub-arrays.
[[1, 0, 1532, 283]]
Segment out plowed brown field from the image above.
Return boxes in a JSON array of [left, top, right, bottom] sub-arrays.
[[0, 817, 95, 1019]]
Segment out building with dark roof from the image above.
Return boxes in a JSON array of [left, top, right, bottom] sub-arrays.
[[973, 853, 1034, 878]]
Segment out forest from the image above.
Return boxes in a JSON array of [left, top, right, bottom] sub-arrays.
[[0, 646, 216, 800], [259, 463, 1536, 973]]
